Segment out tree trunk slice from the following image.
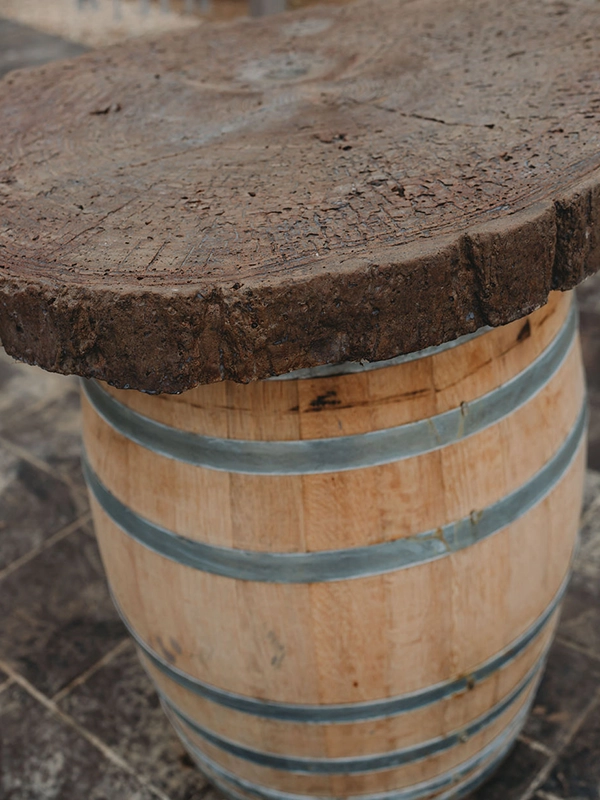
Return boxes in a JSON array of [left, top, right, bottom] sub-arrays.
[[1, 0, 600, 391]]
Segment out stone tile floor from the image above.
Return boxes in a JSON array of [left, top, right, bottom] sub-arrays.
[[2, 15, 600, 800], [2, 296, 600, 800]]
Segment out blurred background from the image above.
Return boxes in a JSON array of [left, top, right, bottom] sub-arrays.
[[0, 0, 339, 53], [1, 4, 600, 799]]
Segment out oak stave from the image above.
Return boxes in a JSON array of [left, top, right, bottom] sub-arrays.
[[82, 290, 586, 799]]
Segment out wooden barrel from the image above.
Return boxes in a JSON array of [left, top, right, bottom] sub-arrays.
[[81, 289, 586, 800]]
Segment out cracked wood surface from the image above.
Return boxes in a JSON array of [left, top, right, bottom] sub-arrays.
[[1, 0, 600, 392]]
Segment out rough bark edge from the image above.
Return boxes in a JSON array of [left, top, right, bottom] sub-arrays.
[[1, 173, 599, 393]]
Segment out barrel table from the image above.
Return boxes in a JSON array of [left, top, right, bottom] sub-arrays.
[[0, 0, 599, 796]]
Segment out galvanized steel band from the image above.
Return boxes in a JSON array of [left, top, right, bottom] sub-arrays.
[[112, 573, 565, 724], [268, 325, 492, 381], [161, 653, 544, 775], [172, 700, 529, 800], [81, 301, 577, 476], [82, 401, 586, 584]]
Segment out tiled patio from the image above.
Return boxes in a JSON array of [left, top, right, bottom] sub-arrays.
[[2, 15, 600, 800]]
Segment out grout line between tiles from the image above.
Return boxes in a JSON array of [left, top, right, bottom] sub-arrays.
[[517, 734, 554, 758], [580, 486, 600, 527], [0, 433, 85, 498], [0, 658, 173, 800], [554, 634, 600, 665], [0, 512, 91, 583], [0, 434, 68, 478], [0, 384, 78, 433], [521, 689, 600, 800], [52, 638, 132, 704]]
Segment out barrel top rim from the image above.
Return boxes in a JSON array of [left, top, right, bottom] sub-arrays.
[[1, 0, 599, 391]]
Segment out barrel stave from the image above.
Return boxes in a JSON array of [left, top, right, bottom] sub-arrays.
[[82, 290, 586, 799]]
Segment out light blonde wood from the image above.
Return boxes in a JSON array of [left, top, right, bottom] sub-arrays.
[[172, 680, 536, 795], [142, 612, 556, 758], [83, 290, 586, 798], [102, 291, 569, 440], [89, 449, 583, 702], [82, 306, 583, 552]]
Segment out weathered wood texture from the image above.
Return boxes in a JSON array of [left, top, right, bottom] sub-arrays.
[[81, 291, 586, 797], [1, 0, 600, 391]]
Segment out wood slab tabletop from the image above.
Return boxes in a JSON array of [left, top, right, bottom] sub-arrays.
[[1, 0, 600, 392]]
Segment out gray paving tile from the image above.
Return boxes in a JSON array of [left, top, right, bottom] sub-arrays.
[[0, 17, 87, 79], [558, 500, 600, 657], [579, 311, 600, 394], [0, 682, 157, 800], [201, 789, 227, 800], [585, 390, 600, 474], [536, 699, 600, 799], [0, 525, 126, 696], [576, 273, 600, 316], [468, 740, 548, 800], [0, 387, 86, 492], [523, 641, 600, 752], [576, 276, 600, 471], [577, 495, 600, 568], [0, 439, 85, 571], [558, 574, 600, 660], [58, 642, 210, 800], [0, 348, 76, 423], [582, 469, 600, 518]]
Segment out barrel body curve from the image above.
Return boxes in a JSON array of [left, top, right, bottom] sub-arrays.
[[82, 290, 586, 799]]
